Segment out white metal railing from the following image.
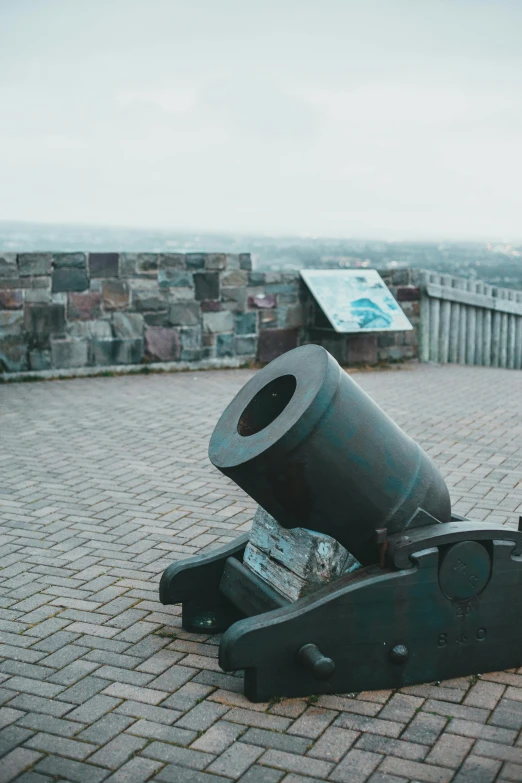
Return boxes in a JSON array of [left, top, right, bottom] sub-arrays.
[[419, 272, 522, 369]]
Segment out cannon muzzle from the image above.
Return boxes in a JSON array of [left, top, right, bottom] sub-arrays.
[[208, 344, 451, 565]]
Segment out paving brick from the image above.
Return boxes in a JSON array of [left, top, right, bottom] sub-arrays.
[[147, 666, 197, 693], [334, 713, 402, 738], [141, 741, 213, 769], [490, 699, 522, 730], [473, 739, 522, 763], [15, 712, 86, 738], [421, 698, 490, 724], [8, 771, 54, 783], [258, 748, 332, 778], [38, 645, 88, 669], [500, 761, 522, 781], [0, 725, 35, 756], [401, 683, 466, 702], [378, 693, 423, 723], [268, 698, 308, 719], [103, 756, 164, 782], [239, 727, 308, 755], [191, 720, 246, 753], [175, 701, 229, 731], [115, 700, 182, 725], [126, 718, 196, 746], [66, 695, 122, 723], [87, 733, 147, 769], [208, 690, 266, 712], [2, 677, 64, 699], [0, 748, 43, 782], [505, 685, 522, 702], [287, 707, 336, 738], [46, 659, 101, 686], [193, 670, 243, 693], [136, 650, 183, 675], [367, 774, 408, 783], [0, 707, 25, 730], [377, 756, 453, 782], [452, 755, 502, 782], [318, 696, 380, 717], [154, 766, 230, 783], [425, 732, 474, 767], [225, 708, 291, 731], [77, 713, 135, 744], [101, 682, 167, 705], [23, 732, 96, 760], [464, 680, 505, 709], [31, 632, 82, 654], [207, 742, 264, 778], [91, 664, 154, 687], [0, 661, 54, 682], [161, 683, 214, 712], [6, 694, 75, 718], [355, 732, 427, 762], [237, 766, 284, 783], [306, 726, 358, 762], [56, 676, 112, 705], [82, 650, 143, 669], [0, 647, 45, 665], [329, 748, 382, 783], [401, 712, 447, 745], [447, 718, 516, 744], [34, 754, 110, 782]]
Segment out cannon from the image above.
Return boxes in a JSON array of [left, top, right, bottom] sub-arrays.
[[160, 344, 522, 702]]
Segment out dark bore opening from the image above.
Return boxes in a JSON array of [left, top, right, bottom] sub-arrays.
[[237, 374, 297, 437]]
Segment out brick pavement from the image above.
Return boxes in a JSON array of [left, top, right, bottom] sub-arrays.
[[1, 363, 522, 783]]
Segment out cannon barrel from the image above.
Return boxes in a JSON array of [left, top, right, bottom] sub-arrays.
[[209, 344, 451, 566]]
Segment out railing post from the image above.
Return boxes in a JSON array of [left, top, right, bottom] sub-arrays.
[[448, 275, 460, 364], [492, 287, 501, 367], [507, 290, 517, 370], [439, 274, 452, 364], [515, 292, 522, 371], [499, 288, 508, 368], [475, 281, 484, 366], [483, 284, 493, 367], [419, 271, 431, 362], [429, 272, 441, 363], [466, 280, 477, 365], [457, 278, 467, 364]]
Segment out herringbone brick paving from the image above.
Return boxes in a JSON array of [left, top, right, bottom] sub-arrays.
[[1, 364, 522, 783]]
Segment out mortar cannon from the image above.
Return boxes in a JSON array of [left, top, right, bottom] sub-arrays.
[[160, 345, 522, 701]]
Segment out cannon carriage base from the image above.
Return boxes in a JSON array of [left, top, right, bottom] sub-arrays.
[[159, 344, 522, 702], [160, 515, 522, 703]]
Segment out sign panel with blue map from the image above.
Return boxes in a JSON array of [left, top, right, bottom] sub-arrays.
[[300, 269, 413, 333]]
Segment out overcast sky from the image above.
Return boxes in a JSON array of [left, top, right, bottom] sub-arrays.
[[1, 0, 521, 240]]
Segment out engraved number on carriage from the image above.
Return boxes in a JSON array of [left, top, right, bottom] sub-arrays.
[[453, 558, 479, 587]]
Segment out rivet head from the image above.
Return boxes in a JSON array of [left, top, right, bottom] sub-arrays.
[[390, 644, 409, 664]]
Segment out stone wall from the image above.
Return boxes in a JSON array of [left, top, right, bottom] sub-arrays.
[[0, 252, 305, 373], [0, 252, 420, 374]]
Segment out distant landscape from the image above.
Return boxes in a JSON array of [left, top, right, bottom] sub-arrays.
[[1, 221, 521, 289]]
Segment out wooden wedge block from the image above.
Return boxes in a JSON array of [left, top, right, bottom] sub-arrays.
[[243, 506, 360, 601]]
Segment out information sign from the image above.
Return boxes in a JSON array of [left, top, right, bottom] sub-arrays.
[[300, 269, 413, 333]]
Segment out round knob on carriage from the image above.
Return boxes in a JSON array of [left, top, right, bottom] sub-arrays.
[[298, 643, 336, 680]]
